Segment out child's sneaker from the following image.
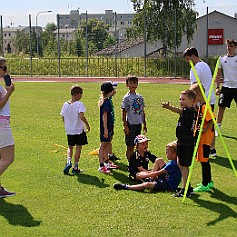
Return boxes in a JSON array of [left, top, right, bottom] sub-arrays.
[[104, 161, 119, 169], [72, 168, 83, 174], [0, 187, 16, 198], [113, 183, 128, 190], [109, 154, 120, 160], [208, 181, 214, 188], [63, 163, 72, 174], [193, 184, 210, 192], [210, 149, 217, 157], [98, 166, 111, 174], [173, 187, 193, 198], [197, 181, 214, 189]]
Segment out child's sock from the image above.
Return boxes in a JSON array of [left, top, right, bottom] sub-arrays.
[[100, 163, 104, 167], [67, 157, 72, 165], [74, 163, 78, 169]]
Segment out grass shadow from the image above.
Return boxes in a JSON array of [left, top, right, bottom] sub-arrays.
[[222, 134, 237, 141], [0, 199, 41, 227], [210, 155, 237, 170], [210, 188, 237, 206], [192, 188, 237, 226], [112, 161, 129, 172], [75, 173, 110, 188]]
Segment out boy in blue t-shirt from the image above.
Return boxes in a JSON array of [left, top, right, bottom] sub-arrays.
[[114, 139, 181, 192]]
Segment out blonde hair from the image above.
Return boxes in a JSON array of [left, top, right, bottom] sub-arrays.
[[98, 92, 110, 107], [166, 141, 177, 154], [190, 82, 205, 95]]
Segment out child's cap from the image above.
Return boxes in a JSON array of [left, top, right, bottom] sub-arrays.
[[106, 81, 118, 89], [134, 135, 151, 145], [101, 82, 114, 94]]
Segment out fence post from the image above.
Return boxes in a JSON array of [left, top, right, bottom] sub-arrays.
[[29, 15, 33, 77], [57, 14, 61, 77], [174, 9, 177, 79], [143, 3, 147, 78], [206, 7, 209, 64], [86, 11, 88, 77], [0, 15, 4, 57]]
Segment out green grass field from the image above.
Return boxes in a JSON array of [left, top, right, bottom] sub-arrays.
[[1, 82, 237, 237]]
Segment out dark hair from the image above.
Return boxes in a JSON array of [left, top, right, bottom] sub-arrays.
[[126, 75, 138, 84], [181, 89, 196, 101], [101, 82, 114, 94], [226, 39, 237, 46], [183, 47, 199, 58], [71, 85, 83, 95], [0, 57, 6, 66]]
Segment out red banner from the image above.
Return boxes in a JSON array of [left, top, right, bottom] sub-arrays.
[[208, 29, 224, 45]]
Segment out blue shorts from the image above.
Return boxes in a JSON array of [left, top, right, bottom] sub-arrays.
[[100, 129, 113, 142]]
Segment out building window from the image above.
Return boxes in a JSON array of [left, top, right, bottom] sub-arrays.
[[121, 22, 125, 25]]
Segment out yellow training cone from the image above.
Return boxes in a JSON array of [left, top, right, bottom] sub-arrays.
[[89, 148, 99, 155]]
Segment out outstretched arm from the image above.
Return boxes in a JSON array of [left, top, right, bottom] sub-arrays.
[[161, 101, 182, 114]]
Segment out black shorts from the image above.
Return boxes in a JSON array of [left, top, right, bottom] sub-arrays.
[[67, 131, 88, 146], [177, 144, 194, 167], [125, 123, 142, 146], [153, 176, 169, 192], [218, 86, 237, 108]]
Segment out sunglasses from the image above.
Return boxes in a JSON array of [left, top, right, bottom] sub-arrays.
[[0, 66, 7, 71]]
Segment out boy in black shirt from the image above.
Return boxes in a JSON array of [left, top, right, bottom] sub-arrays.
[[128, 135, 156, 181], [161, 90, 197, 197]]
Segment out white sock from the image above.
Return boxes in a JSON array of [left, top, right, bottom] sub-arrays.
[[67, 157, 72, 164]]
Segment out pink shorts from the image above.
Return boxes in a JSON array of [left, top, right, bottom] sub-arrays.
[[0, 119, 14, 148]]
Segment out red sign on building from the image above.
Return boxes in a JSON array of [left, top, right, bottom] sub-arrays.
[[208, 29, 224, 45]]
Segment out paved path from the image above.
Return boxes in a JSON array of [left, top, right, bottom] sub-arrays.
[[12, 76, 190, 84]]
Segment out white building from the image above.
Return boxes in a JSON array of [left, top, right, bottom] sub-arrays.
[[100, 10, 237, 58]]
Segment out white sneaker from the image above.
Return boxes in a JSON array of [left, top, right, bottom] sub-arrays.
[[104, 161, 119, 169], [98, 166, 111, 174]]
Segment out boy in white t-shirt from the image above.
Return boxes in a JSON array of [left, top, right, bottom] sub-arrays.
[[60, 85, 90, 174]]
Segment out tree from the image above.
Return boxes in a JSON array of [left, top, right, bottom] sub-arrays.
[[41, 23, 57, 56], [12, 30, 30, 54], [78, 18, 109, 54], [130, 0, 198, 57], [103, 35, 117, 49]]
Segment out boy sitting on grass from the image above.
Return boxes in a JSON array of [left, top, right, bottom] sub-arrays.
[[114, 139, 181, 192]]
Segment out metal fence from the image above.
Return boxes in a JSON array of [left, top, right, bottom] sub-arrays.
[[5, 57, 190, 78], [0, 6, 237, 78]]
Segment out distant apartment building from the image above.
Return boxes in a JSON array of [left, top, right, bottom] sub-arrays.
[[53, 28, 77, 41], [58, 9, 134, 40], [2, 26, 42, 54]]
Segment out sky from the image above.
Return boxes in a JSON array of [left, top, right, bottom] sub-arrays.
[[1, 0, 237, 27]]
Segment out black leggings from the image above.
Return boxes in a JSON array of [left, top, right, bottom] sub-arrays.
[[201, 161, 211, 186]]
